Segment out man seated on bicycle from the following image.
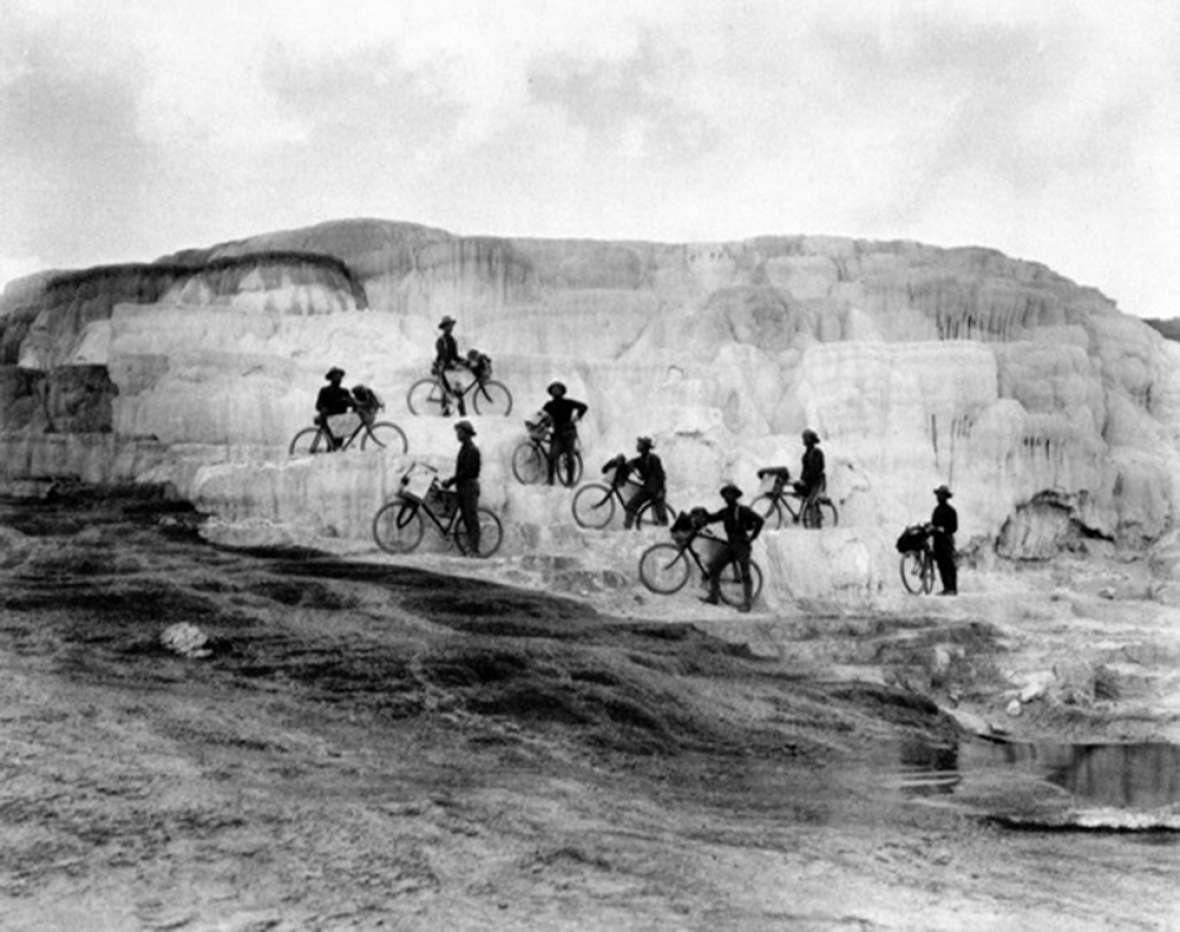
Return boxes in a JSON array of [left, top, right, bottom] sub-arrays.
[[433, 315, 468, 415], [315, 367, 355, 450], [794, 428, 826, 521], [541, 381, 587, 486], [698, 481, 764, 613], [623, 436, 668, 528]]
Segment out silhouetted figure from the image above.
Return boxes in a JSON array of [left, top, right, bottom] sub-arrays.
[[622, 436, 667, 528], [433, 316, 467, 415], [442, 420, 482, 554], [698, 481, 764, 613], [541, 381, 587, 485], [931, 484, 958, 595], [794, 428, 826, 526], [316, 367, 354, 450]]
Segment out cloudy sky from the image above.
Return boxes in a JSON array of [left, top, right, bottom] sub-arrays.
[[1, 0, 1176, 317]]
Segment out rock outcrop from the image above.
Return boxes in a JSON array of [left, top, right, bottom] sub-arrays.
[[3, 219, 1177, 601]]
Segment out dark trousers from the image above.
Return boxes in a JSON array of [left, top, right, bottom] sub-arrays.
[[624, 488, 667, 527], [933, 535, 957, 593], [706, 542, 752, 594], [548, 429, 577, 484], [456, 479, 480, 553]]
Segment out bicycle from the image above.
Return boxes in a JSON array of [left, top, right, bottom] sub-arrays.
[[288, 404, 408, 456], [897, 523, 936, 594], [638, 525, 764, 608], [372, 465, 503, 558], [751, 467, 838, 529], [406, 361, 512, 418], [511, 421, 584, 487], [571, 471, 675, 530]]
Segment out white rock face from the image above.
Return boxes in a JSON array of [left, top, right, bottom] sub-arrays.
[[5, 222, 1180, 604]]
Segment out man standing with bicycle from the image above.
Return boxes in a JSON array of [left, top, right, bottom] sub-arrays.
[[541, 381, 587, 486], [794, 428, 826, 527], [434, 316, 467, 415], [442, 420, 482, 555], [622, 436, 668, 528], [931, 484, 958, 595], [316, 367, 355, 450], [699, 481, 764, 613]]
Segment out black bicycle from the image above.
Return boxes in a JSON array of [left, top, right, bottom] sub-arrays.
[[638, 525, 764, 607], [511, 423, 583, 487], [897, 523, 936, 594], [571, 473, 674, 530], [289, 405, 407, 456], [752, 467, 838, 529], [372, 470, 503, 558], [406, 363, 512, 418]]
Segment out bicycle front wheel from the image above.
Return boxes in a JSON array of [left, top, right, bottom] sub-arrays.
[[289, 427, 329, 455], [718, 559, 764, 607], [372, 500, 424, 554], [453, 507, 503, 558], [361, 421, 408, 454], [407, 378, 447, 417], [638, 543, 691, 595], [557, 449, 583, 487], [572, 483, 616, 529], [471, 379, 512, 417], [802, 498, 839, 529], [511, 442, 546, 485], [900, 551, 933, 595], [751, 494, 784, 530]]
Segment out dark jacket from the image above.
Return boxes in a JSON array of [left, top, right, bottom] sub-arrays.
[[542, 397, 588, 436], [801, 446, 825, 489], [626, 451, 665, 493], [703, 503, 764, 547], [435, 333, 461, 369], [932, 501, 957, 544], [454, 439, 481, 484], [316, 384, 354, 417]]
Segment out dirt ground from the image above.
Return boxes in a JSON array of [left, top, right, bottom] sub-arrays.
[[1, 487, 1178, 930]]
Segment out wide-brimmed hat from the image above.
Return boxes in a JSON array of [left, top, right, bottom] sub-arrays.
[[547, 381, 566, 396], [933, 484, 953, 498], [438, 315, 456, 329], [802, 428, 820, 444], [454, 419, 476, 436], [636, 435, 653, 450], [325, 367, 345, 380], [719, 481, 742, 498]]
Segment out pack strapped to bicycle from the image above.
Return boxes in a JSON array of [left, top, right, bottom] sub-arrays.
[[398, 462, 439, 503], [524, 410, 552, 442], [756, 466, 791, 492], [895, 524, 930, 554]]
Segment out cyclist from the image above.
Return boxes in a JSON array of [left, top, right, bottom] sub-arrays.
[[541, 381, 587, 485], [794, 428, 826, 524], [622, 436, 667, 528], [441, 419, 481, 554], [698, 481, 764, 613], [931, 484, 958, 595], [434, 315, 468, 415], [315, 367, 355, 450]]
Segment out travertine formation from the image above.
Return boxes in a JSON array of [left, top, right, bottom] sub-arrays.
[[3, 219, 1178, 601]]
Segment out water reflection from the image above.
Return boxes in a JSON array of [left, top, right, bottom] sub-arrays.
[[897, 739, 1180, 810]]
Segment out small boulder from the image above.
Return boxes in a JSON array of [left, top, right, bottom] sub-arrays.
[[160, 622, 212, 658]]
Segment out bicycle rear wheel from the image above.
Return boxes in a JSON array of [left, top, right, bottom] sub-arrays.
[[718, 559, 764, 607], [511, 442, 546, 485], [471, 379, 512, 417], [802, 498, 839, 529], [453, 507, 503, 558], [360, 421, 408, 454], [372, 500, 424, 554], [899, 551, 934, 594], [751, 494, 784, 530], [638, 543, 691, 595], [289, 426, 329, 455], [572, 483, 616, 529], [406, 378, 448, 417]]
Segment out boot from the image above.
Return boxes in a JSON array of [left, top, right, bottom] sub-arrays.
[[737, 578, 753, 613]]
